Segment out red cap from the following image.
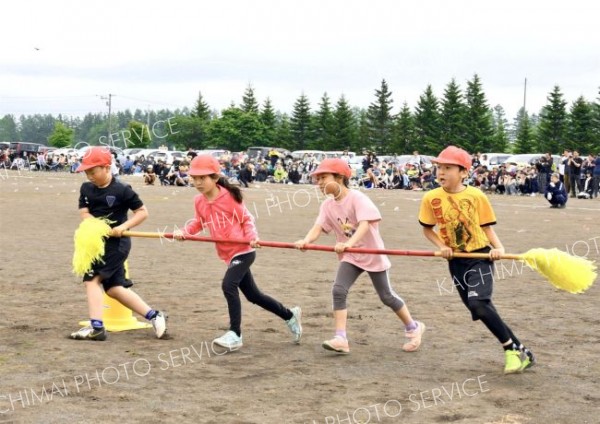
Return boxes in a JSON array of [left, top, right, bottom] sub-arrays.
[[432, 146, 472, 170], [77, 147, 112, 172], [189, 155, 221, 176], [311, 158, 352, 178]]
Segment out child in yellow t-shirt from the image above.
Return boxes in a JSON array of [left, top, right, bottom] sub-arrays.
[[418, 146, 535, 375]]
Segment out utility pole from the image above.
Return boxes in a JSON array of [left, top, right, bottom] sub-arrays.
[[523, 78, 527, 112], [100, 94, 115, 144]]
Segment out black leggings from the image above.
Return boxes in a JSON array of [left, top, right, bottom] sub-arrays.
[[467, 299, 521, 347], [222, 251, 292, 336]]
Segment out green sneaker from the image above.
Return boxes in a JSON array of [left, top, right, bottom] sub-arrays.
[[520, 348, 536, 371], [504, 349, 523, 374]]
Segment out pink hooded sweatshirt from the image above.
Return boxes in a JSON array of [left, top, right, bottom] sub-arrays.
[[184, 185, 257, 264]]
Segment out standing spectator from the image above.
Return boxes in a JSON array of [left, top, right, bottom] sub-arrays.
[[561, 150, 572, 194], [536, 153, 553, 194], [186, 148, 197, 159], [591, 153, 600, 199], [567, 150, 583, 197]]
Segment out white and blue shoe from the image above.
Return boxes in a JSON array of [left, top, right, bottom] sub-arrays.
[[213, 330, 243, 351], [286, 306, 303, 344]]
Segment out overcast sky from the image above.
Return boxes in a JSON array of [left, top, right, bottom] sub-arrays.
[[1, 0, 598, 121]]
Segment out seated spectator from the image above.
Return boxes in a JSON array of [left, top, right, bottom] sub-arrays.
[[123, 156, 134, 175], [577, 173, 593, 199], [157, 161, 172, 185], [255, 164, 268, 182], [389, 169, 404, 189], [421, 170, 436, 190], [238, 163, 254, 188], [172, 161, 190, 186], [405, 163, 420, 188], [362, 168, 379, 189], [288, 164, 301, 184], [143, 165, 157, 185], [273, 162, 288, 183], [545, 173, 567, 208]]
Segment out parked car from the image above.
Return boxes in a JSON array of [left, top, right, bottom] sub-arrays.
[[9, 142, 44, 156], [247, 146, 291, 161], [291, 150, 327, 162], [195, 149, 230, 159], [480, 153, 511, 168], [153, 150, 185, 165], [76, 145, 124, 159], [503, 153, 561, 168], [324, 151, 356, 159], [122, 148, 146, 160]]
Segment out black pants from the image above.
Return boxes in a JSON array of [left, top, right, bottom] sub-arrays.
[[449, 250, 521, 347], [222, 251, 292, 336]]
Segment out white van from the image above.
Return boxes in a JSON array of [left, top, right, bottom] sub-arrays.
[[480, 153, 511, 168], [291, 150, 327, 162]]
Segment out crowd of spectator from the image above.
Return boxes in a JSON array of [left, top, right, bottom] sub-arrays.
[[2, 145, 598, 200]]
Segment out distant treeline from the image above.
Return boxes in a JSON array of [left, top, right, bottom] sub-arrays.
[[1, 76, 598, 155]]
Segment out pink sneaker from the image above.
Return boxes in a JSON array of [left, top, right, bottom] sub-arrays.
[[322, 335, 350, 354], [402, 321, 425, 352]]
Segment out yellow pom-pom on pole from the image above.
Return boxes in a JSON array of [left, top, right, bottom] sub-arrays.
[[72, 218, 113, 276], [520, 248, 597, 294]]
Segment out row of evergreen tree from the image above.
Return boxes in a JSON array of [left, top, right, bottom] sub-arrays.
[[1, 75, 599, 155]]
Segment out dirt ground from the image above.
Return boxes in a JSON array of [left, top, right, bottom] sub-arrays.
[[0, 170, 599, 424]]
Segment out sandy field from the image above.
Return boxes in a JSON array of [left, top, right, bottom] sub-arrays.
[[0, 170, 599, 424]]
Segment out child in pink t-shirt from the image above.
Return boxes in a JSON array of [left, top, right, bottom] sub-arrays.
[[295, 159, 425, 354], [175, 155, 302, 352]]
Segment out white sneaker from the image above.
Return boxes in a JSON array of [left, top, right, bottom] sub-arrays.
[[151, 311, 168, 339], [213, 331, 243, 351], [286, 306, 303, 344]]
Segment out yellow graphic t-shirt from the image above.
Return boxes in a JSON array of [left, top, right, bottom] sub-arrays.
[[418, 186, 496, 252]]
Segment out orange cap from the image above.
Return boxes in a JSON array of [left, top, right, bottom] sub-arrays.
[[189, 155, 221, 176], [432, 146, 472, 170], [311, 158, 352, 178], [77, 147, 112, 172]]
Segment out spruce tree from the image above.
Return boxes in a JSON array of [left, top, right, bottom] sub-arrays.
[[465, 74, 494, 152], [313, 93, 336, 150], [366, 79, 394, 154], [391, 102, 415, 154], [413, 85, 442, 155], [275, 113, 294, 150], [241, 84, 259, 114], [491, 105, 509, 153], [536, 85, 568, 153], [592, 88, 600, 150], [513, 108, 535, 153], [290, 93, 311, 151], [260, 98, 277, 146], [568, 96, 594, 153], [333, 95, 357, 152], [191, 91, 212, 121], [440, 78, 468, 147]]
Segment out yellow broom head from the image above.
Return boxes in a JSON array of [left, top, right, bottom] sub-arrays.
[[521, 248, 597, 294], [72, 218, 113, 276]]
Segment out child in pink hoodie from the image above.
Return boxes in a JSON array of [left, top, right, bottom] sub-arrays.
[[175, 155, 302, 351]]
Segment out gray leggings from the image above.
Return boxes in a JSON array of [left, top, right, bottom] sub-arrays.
[[332, 262, 405, 311]]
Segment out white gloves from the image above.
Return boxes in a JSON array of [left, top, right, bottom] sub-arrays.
[[546, 192, 553, 201]]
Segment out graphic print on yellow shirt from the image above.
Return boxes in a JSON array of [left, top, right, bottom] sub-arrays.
[[419, 186, 496, 252]]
